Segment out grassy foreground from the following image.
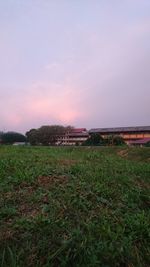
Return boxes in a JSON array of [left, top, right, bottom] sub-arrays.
[[0, 146, 150, 267]]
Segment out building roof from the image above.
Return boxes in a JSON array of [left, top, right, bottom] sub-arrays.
[[69, 132, 89, 137], [128, 138, 150, 145], [71, 128, 87, 133], [89, 126, 150, 134]]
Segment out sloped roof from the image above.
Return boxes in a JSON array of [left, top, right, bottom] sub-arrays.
[[71, 128, 87, 133], [129, 138, 150, 144], [69, 132, 89, 137], [89, 126, 150, 134]]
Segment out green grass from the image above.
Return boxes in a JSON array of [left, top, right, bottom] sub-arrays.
[[0, 146, 150, 267]]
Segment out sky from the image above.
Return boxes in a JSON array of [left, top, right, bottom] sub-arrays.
[[0, 0, 150, 133]]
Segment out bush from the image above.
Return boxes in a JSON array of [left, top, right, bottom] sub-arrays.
[[145, 141, 150, 147], [1, 132, 27, 144], [82, 133, 104, 146], [105, 135, 125, 146]]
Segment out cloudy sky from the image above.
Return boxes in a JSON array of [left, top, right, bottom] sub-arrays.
[[0, 0, 150, 133]]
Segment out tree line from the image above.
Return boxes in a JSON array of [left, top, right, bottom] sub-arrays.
[[0, 131, 26, 144], [0, 125, 72, 145], [26, 125, 73, 145], [0, 125, 127, 146]]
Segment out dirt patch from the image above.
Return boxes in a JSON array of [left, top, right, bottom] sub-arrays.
[[37, 175, 68, 187], [0, 227, 15, 242], [17, 175, 69, 190], [134, 179, 150, 190], [117, 149, 129, 158], [18, 203, 40, 218], [19, 182, 37, 192]]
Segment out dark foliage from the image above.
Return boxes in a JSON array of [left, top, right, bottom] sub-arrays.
[[1, 132, 27, 144], [83, 133, 104, 146], [145, 141, 150, 147], [26, 125, 73, 145], [105, 135, 125, 146], [26, 129, 39, 145]]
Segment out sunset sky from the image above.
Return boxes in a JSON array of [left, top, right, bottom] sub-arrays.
[[0, 0, 150, 133]]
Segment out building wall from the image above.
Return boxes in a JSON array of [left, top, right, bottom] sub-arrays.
[[56, 131, 89, 145], [101, 132, 150, 142]]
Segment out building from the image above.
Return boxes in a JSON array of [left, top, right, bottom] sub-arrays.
[[89, 126, 150, 144], [13, 142, 26, 146], [57, 128, 89, 145], [128, 138, 150, 147]]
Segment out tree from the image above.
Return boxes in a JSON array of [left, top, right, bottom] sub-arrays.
[[38, 125, 70, 145], [1, 132, 27, 144], [26, 129, 38, 145], [82, 133, 104, 146], [145, 141, 150, 147], [0, 132, 4, 144], [26, 125, 72, 146], [105, 135, 125, 146], [113, 135, 125, 145]]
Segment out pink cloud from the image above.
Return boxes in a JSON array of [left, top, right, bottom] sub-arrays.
[[1, 81, 86, 132]]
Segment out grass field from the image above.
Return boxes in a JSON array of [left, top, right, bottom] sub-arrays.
[[0, 146, 150, 267]]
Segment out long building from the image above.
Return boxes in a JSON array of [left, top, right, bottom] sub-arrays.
[[57, 128, 89, 145], [89, 126, 150, 144]]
